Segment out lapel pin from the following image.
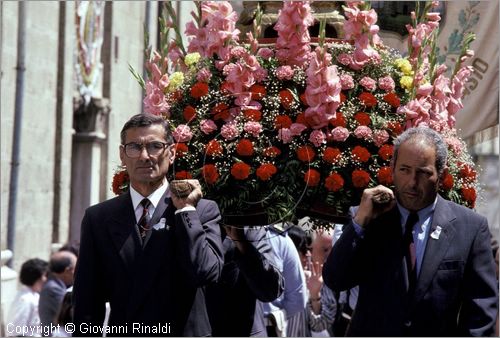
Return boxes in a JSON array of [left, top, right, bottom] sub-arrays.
[[430, 225, 442, 240]]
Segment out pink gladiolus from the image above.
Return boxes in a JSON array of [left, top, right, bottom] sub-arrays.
[[173, 125, 193, 143], [200, 119, 218, 135], [197, 68, 212, 82], [290, 123, 307, 136], [143, 81, 170, 116], [397, 97, 432, 128]]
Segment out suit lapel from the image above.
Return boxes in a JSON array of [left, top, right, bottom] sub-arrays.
[[107, 192, 139, 271], [413, 196, 456, 304], [142, 189, 171, 247]]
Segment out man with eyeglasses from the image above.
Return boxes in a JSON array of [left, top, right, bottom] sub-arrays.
[[73, 113, 224, 336]]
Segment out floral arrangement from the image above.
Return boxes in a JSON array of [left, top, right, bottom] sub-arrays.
[[117, 1, 479, 225]]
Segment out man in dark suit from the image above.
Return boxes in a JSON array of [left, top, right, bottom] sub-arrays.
[[73, 113, 224, 336], [323, 126, 498, 336]]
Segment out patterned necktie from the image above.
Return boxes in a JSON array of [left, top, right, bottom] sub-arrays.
[[138, 198, 151, 240], [404, 212, 419, 294]]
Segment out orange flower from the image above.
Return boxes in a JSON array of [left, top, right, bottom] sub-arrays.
[[358, 92, 377, 107], [175, 143, 189, 157], [190, 82, 209, 99], [352, 169, 371, 188], [296, 145, 316, 162], [383, 92, 401, 107], [202, 164, 219, 185], [243, 109, 262, 121], [377, 166, 393, 186], [256, 163, 277, 181], [325, 173, 344, 192], [279, 89, 294, 109], [304, 169, 321, 187], [354, 112, 371, 126], [323, 147, 342, 164], [236, 139, 254, 157], [263, 147, 281, 157], [175, 170, 193, 180], [275, 115, 293, 129], [205, 140, 223, 157], [250, 84, 267, 100], [183, 105, 196, 122], [231, 162, 251, 180], [352, 146, 371, 163], [378, 144, 394, 161]]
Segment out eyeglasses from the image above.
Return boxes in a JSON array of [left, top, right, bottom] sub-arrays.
[[122, 141, 170, 158]]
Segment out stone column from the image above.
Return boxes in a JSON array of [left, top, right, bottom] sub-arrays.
[[69, 97, 110, 242]]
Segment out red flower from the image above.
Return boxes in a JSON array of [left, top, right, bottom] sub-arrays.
[[378, 144, 394, 161], [170, 90, 182, 102], [352, 146, 371, 163], [175, 170, 193, 180], [441, 170, 454, 191], [175, 143, 189, 157], [211, 103, 230, 121], [300, 92, 308, 105], [330, 112, 346, 127], [377, 166, 393, 186], [243, 109, 262, 121], [202, 164, 219, 185], [352, 169, 371, 188], [325, 173, 344, 192], [264, 147, 281, 157], [296, 146, 316, 162], [460, 164, 477, 181], [339, 92, 347, 103], [112, 170, 129, 195], [236, 139, 254, 156], [383, 92, 401, 107], [461, 187, 477, 206], [354, 112, 371, 126], [183, 105, 196, 122], [304, 169, 321, 187], [250, 84, 267, 100], [387, 121, 403, 136], [295, 113, 308, 126], [220, 81, 231, 94], [256, 163, 278, 181], [190, 82, 209, 99], [323, 147, 342, 164], [231, 162, 251, 180], [275, 115, 293, 129], [358, 92, 377, 107], [279, 89, 294, 109], [205, 140, 223, 157]]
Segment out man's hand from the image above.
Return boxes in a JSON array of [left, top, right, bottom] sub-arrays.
[[354, 185, 396, 227], [170, 179, 203, 209]]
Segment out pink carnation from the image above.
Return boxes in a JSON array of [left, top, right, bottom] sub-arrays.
[[221, 122, 240, 140], [200, 119, 218, 135], [332, 127, 350, 142], [257, 47, 274, 59], [373, 129, 389, 147], [337, 53, 352, 66], [172, 124, 193, 143], [354, 125, 373, 140], [244, 121, 262, 137], [290, 123, 307, 136], [378, 76, 395, 92], [360, 76, 377, 91], [197, 68, 212, 82], [276, 65, 294, 80], [278, 128, 293, 144], [340, 74, 355, 90], [309, 130, 327, 147]]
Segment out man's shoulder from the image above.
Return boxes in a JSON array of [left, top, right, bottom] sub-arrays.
[[195, 198, 219, 211], [86, 193, 128, 214]]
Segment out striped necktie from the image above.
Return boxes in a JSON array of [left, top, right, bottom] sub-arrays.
[[138, 198, 151, 240]]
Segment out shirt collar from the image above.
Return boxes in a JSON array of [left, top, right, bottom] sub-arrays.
[[397, 196, 437, 226], [130, 181, 169, 211]]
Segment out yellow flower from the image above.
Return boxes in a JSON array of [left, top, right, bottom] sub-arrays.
[[167, 72, 184, 92], [400, 76, 414, 90], [184, 52, 201, 67], [395, 58, 413, 75]]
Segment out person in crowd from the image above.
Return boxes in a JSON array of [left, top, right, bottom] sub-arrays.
[[6, 258, 49, 337], [262, 224, 307, 336], [39, 251, 77, 336], [52, 291, 73, 337], [72, 113, 223, 336], [323, 126, 498, 336], [206, 225, 284, 336], [58, 242, 79, 258]]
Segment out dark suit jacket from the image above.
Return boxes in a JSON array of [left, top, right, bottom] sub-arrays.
[[323, 195, 498, 336], [206, 227, 284, 336], [73, 190, 224, 337]]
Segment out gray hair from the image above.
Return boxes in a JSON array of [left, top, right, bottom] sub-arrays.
[[120, 113, 173, 145], [392, 126, 448, 175]]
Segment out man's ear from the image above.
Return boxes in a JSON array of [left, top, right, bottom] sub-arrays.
[[119, 145, 125, 165], [168, 144, 176, 165]]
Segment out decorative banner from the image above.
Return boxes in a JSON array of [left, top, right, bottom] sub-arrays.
[[378, 1, 499, 139], [75, 1, 105, 105]]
